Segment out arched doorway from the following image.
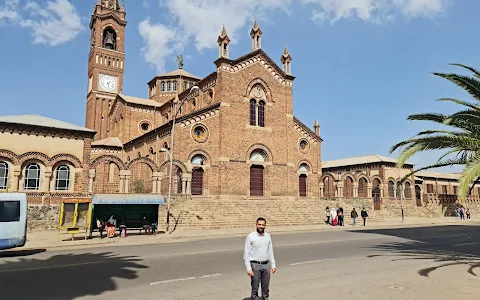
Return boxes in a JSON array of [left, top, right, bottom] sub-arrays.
[[415, 185, 422, 206], [191, 155, 205, 195], [372, 178, 381, 210], [176, 168, 183, 194], [298, 163, 308, 197], [249, 149, 267, 197]]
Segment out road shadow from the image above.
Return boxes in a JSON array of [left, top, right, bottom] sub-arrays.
[[0, 248, 46, 257], [0, 251, 148, 300], [351, 225, 480, 277]]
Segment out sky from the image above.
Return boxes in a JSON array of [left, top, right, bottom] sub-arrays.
[[0, 0, 478, 173]]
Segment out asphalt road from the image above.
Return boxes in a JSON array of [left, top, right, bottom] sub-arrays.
[[1, 224, 480, 300]]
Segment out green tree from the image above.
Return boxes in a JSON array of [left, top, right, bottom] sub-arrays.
[[389, 63, 480, 201]]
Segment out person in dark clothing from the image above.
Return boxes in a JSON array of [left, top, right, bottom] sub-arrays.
[[325, 207, 330, 225], [351, 208, 358, 226], [337, 207, 344, 226], [361, 208, 368, 226]]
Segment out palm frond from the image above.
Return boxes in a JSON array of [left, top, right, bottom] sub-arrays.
[[398, 157, 468, 183], [432, 73, 480, 102], [457, 155, 480, 200], [449, 63, 480, 79], [436, 98, 480, 110]]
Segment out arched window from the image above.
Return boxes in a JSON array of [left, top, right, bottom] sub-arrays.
[[161, 81, 166, 92], [404, 182, 411, 199], [173, 80, 178, 91], [250, 150, 266, 163], [55, 165, 70, 191], [0, 161, 8, 190], [24, 163, 41, 190], [388, 181, 395, 198], [396, 183, 401, 199], [102, 27, 117, 50], [258, 100, 265, 127], [167, 81, 172, 91], [191, 154, 205, 166], [249, 99, 256, 126], [299, 163, 309, 172]]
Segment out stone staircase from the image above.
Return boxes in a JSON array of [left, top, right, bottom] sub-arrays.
[[158, 196, 385, 231], [416, 206, 441, 218]]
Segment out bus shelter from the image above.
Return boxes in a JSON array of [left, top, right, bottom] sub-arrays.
[[89, 194, 165, 237]]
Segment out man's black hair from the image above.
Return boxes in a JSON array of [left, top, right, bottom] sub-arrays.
[[256, 217, 266, 223]]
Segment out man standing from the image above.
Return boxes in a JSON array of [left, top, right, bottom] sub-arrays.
[[351, 208, 358, 226], [361, 207, 369, 226], [244, 217, 276, 300]]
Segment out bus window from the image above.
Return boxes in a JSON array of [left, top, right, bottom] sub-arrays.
[[0, 201, 20, 222]]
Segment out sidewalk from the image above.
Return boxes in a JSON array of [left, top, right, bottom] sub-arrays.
[[17, 217, 479, 252]]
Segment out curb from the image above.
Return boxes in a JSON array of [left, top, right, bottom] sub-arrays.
[[16, 219, 480, 252]]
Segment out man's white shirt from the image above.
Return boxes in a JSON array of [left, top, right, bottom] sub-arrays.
[[243, 231, 276, 271]]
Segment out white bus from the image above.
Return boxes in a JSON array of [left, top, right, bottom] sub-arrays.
[[0, 193, 27, 250]]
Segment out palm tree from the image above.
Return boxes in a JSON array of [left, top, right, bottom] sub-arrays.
[[389, 63, 480, 201]]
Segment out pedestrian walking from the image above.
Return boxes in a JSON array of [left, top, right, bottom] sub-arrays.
[[466, 208, 471, 220], [325, 206, 330, 225], [351, 208, 358, 226], [361, 207, 368, 226], [244, 217, 276, 300]]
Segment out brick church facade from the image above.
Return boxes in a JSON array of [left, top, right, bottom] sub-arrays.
[[86, 1, 322, 200]]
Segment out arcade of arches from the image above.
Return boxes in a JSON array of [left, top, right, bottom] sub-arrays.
[[320, 172, 415, 201]]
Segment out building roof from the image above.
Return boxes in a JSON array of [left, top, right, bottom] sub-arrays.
[[322, 154, 414, 169], [91, 137, 123, 148], [0, 114, 95, 133], [160, 68, 200, 80], [415, 171, 462, 180], [118, 94, 161, 107]]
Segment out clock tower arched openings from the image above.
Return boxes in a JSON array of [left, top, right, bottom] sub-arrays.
[[86, 0, 127, 141]]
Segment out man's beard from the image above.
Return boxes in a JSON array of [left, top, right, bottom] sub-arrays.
[[257, 227, 264, 234]]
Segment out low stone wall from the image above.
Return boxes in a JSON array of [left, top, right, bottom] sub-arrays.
[[423, 194, 480, 217], [27, 205, 60, 231]]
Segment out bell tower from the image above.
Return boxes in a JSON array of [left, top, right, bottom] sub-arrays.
[[85, 0, 127, 141]]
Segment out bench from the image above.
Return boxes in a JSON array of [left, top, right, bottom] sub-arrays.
[[91, 220, 157, 238]]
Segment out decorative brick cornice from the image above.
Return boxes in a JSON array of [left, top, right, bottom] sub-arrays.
[[293, 117, 322, 144], [0, 123, 95, 140], [0, 149, 84, 168]]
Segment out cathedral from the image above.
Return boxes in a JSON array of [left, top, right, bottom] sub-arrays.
[[85, 0, 322, 199], [2, 1, 479, 231]]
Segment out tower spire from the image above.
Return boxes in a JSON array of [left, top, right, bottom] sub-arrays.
[[280, 44, 292, 75], [250, 19, 262, 51], [217, 24, 230, 59]]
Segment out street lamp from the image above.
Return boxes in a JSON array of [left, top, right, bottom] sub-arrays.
[[161, 85, 200, 234], [396, 167, 405, 223]]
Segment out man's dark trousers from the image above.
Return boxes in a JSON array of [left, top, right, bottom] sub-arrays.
[[251, 262, 271, 300]]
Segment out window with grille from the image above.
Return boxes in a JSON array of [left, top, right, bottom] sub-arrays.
[[249, 99, 256, 126], [24, 163, 41, 190], [0, 161, 8, 190], [55, 165, 70, 191], [258, 101, 265, 127]]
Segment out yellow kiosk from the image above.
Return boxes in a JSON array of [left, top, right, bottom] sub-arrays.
[[58, 198, 92, 241]]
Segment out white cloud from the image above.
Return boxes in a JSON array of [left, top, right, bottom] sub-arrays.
[[139, 0, 451, 72], [139, 0, 290, 74], [139, 19, 179, 73], [0, 0, 20, 22], [304, 0, 450, 24], [19, 0, 84, 46]]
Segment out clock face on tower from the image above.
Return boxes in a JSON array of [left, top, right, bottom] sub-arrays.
[[98, 73, 118, 93]]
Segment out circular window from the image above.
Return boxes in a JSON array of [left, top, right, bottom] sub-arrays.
[[299, 139, 310, 153], [191, 124, 209, 143], [139, 121, 151, 132]]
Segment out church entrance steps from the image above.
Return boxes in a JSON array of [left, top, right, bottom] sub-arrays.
[[158, 197, 389, 230]]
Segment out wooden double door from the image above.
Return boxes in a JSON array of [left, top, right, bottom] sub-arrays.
[[250, 165, 264, 196], [191, 168, 204, 195]]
